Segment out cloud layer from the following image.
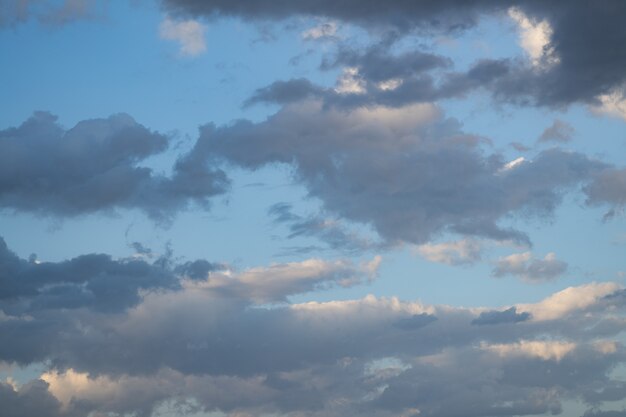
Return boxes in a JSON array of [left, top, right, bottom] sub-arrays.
[[1, 236, 626, 417]]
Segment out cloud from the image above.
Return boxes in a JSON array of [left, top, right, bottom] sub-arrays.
[[268, 202, 383, 252], [194, 256, 381, 304], [585, 168, 626, 219], [582, 410, 626, 417], [482, 340, 576, 361], [164, 0, 626, 110], [0, 235, 184, 314], [301, 21, 338, 41], [517, 281, 621, 321], [492, 251, 568, 282], [0, 0, 106, 27], [243, 78, 324, 107], [159, 15, 208, 57], [471, 307, 531, 325], [591, 90, 626, 121], [1, 232, 626, 417], [508, 7, 558, 68], [416, 239, 482, 265], [0, 379, 62, 417], [198, 100, 607, 246], [538, 119, 575, 143], [0, 112, 228, 221]]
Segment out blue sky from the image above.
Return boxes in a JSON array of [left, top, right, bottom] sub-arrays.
[[1, 1, 626, 417]]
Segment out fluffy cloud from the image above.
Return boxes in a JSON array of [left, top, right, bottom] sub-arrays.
[[492, 252, 568, 282], [0, 112, 228, 221]]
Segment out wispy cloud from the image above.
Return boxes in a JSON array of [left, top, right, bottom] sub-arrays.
[[159, 15, 207, 57]]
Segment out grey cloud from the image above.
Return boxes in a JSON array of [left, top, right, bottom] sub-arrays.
[[0, 112, 228, 221], [585, 168, 626, 219], [394, 313, 438, 330], [198, 101, 606, 246], [174, 259, 224, 280], [538, 119, 575, 143], [472, 307, 531, 325], [492, 252, 568, 282], [130, 242, 154, 258]]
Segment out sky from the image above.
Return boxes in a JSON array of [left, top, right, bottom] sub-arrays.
[[1, 1, 626, 416]]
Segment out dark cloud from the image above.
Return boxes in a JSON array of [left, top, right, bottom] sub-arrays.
[[204, 0, 626, 109], [0, 380, 62, 417], [244, 78, 324, 107], [472, 307, 531, 325], [0, 112, 228, 221], [161, 0, 508, 33], [0, 236, 180, 314], [196, 101, 607, 246], [174, 259, 224, 280]]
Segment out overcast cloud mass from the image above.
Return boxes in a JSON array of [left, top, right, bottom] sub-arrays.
[[1, 1, 626, 416]]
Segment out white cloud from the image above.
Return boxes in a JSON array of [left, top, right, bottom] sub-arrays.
[[190, 256, 381, 303], [591, 89, 626, 121], [377, 78, 403, 91], [499, 156, 527, 173], [159, 15, 207, 57], [416, 239, 482, 265], [482, 340, 576, 361], [41, 369, 119, 409], [517, 281, 622, 321], [508, 7, 559, 68], [334, 67, 366, 94]]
